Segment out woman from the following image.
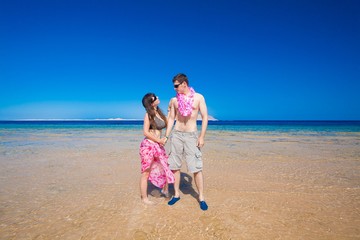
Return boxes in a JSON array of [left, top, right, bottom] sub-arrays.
[[139, 93, 175, 205]]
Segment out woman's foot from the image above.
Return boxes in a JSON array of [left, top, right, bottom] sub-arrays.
[[161, 189, 171, 198], [142, 198, 155, 205]]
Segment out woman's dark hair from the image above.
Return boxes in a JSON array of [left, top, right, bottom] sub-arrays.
[[142, 93, 167, 129]]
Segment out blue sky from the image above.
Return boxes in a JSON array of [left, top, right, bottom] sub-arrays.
[[1, 0, 359, 120]]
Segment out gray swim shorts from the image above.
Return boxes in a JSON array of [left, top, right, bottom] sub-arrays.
[[168, 130, 203, 173]]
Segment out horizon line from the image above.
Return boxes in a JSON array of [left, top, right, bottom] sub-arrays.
[[0, 118, 359, 122]]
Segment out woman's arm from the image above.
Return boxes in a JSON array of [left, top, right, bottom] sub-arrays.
[[143, 113, 162, 143]]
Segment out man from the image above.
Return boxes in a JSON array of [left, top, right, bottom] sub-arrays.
[[165, 73, 209, 211]]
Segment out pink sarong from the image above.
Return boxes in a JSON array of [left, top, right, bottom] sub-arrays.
[[139, 139, 175, 188]]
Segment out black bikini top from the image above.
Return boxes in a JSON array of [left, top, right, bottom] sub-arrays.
[[150, 115, 166, 130]]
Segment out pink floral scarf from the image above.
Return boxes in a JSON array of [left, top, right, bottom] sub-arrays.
[[139, 139, 175, 188], [177, 87, 195, 117]]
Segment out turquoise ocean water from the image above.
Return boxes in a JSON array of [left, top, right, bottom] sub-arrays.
[[1, 120, 360, 134], [1, 120, 359, 150]]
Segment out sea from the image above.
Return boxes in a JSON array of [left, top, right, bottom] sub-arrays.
[[1, 120, 360, 134]]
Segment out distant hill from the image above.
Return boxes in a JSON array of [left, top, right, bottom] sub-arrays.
[[197, 114, 218, 121]]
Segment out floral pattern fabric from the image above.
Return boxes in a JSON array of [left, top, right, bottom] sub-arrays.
[[139, 139, 175, 188], [176, 87, 195, 117]]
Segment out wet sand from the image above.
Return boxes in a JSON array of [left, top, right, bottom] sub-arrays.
[[0, 129, 359, 239]]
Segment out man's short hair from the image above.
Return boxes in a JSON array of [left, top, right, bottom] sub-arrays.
[[173, 73, 189, 85]]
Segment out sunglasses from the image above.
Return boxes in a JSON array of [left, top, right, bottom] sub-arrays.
[[151, 95, 157, 103], [174, 82, 182, 88]]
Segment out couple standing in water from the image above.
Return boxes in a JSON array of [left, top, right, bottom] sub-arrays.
[[139, 73, 209, 211]]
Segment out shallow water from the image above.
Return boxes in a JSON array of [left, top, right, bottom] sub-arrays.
[[0, 127, 359, 239]]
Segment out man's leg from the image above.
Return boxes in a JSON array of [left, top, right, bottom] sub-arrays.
[[194, 171, 204, 201], [168, 169, 181, 205], [168, 131, 183, 205], [173, 170, 181, 198], [194, 170, 208, 210]]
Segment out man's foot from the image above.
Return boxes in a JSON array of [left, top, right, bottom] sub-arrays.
[[199, 201, 208, 211], [142, 198, 155, 205], [168, 196, 180, 205]]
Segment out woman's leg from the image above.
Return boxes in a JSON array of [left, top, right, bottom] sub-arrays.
[[161, 182, 170, 198], [140, 170, 154, 204]]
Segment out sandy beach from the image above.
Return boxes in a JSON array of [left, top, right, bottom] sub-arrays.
[[0, 128, 359, 239]]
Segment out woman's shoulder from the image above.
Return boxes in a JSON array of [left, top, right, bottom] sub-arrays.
[[144, 112, 150, 120]]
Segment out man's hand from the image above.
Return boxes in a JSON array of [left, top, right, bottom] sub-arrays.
[[159, 137, 168, 146], [197, 136, 205, 148]]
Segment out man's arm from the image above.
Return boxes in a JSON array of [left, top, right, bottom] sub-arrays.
[[198, 94, 208, 148], [165, 98, 176, 141]]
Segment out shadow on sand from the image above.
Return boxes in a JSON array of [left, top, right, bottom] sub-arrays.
[[148, 172, 199, 200]]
